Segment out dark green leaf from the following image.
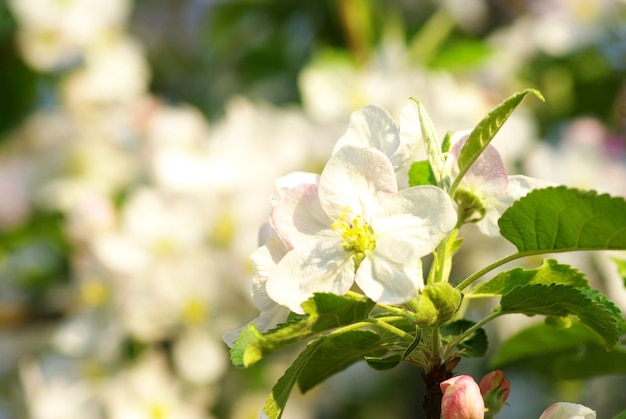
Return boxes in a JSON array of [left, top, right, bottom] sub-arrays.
[[490, 321, 599, 367], [297, 330, 385, 392], [452, 89, 543, 193], [441, 319, 488, 357], [499, 284, 623, 349], [365, 353, 403, 371], [230, 293, 375, 367], [469, 259, 588, 297], [408, 160, 436, 186], [490, 322, 626, 381], [499, 187, 626, 253]]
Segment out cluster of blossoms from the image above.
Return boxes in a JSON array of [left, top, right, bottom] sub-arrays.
[[234, 98, 549, 336]]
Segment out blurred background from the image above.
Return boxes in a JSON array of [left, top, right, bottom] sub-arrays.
[[0, 0, 626, 418]]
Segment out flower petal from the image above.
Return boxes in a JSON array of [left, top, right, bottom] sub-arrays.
[[451, 136, 508, 196], [356, 239, 423, 303], [266, 239, 355, 313], [319, 146, 397, 221], [374, 185, 457, 256], [475, 175, 555, 237], [271, 183, 333, 249], [333, 105, 403, 165]]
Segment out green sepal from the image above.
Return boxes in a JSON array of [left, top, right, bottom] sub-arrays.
[[499, 284, 624, 349], [230, 293, 375, 368], [468, 259, 588, 298]]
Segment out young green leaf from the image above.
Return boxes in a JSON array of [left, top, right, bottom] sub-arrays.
[[263, 339, 324, 419], [411, 98, 445, 185], [450, 88, 543, 194], [230, 293, 375, 368], [468, 259, 588, 298], [408, 160, 436, 186], [499, 187, 626, 253], [297, 330, 386, 393], [499, 284, 624, 349]]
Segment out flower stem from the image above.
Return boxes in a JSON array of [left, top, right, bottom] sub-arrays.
[[455, 252, 525, 291], [443, 310, 503, 357]]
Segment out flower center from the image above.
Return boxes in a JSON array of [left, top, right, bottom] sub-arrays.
[[332, 208, 376, 268]]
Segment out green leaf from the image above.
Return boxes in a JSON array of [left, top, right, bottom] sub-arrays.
[[408, 160, 436, 186], [499, 284, 624, 349], [297, 330, 386, 393], [499, 187, 626, 253], [613, 410, 626, 419], [610, 256, 626, 288], [430, 38, 494, 71], [441, 319, 488, 357], [490, 321, 600, 367], [230, 293, 375, 368], [490, 322, 626, 381], [411, 98, 445, 186], [365, 353, 403, 371], [553, 341, 626, 379], [263, 339, 324, 419], [469, 259, 588, 297], [451, 89, 543, 194]]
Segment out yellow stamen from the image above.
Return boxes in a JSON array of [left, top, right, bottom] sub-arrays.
[[332, 208, 376, 268]]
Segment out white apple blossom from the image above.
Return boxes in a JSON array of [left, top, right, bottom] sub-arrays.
[[267, 145, 457, 313], [539, 402, 596, 419], [332, 99, 421, 171]]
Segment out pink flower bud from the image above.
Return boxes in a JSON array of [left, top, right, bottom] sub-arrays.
[[440, 375, 485, 419], [539, 402, 596, 419], [479, 370, 510, 417]]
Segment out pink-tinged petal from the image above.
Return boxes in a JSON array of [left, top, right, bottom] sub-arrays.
[[271, 183, 333, 249], [440, 375, 485, 419], [451, 136, 508, 196], [333, 105, 402, 165], [356, 238, 423, 303], [266, 239, 355, 314], [319, 146, 397, 221], [272, 171, 320, 204], [374, 185, 457, 256]]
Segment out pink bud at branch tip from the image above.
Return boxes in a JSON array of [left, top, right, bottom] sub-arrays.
[[440, 375, 485, 419], [479, 370, 510, 418]]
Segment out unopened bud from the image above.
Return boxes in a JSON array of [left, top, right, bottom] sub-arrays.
[[440, 375, 485, 419], [415, 282, 462, 327], [479, 370, 510, 418]]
